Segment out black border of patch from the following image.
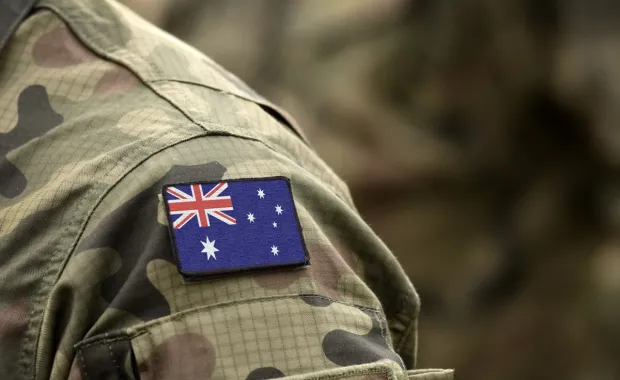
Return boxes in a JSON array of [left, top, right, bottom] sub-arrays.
[[162, 176, 310, 282]]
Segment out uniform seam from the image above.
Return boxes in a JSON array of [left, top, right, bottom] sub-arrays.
[[77, 347, 89, 380], [108, 342, 121, 378], [375, 310, 406, 369], [151, 330, 162, 380], [81, 332, 407, 380], [397, 317, 416, 355], [395, 294, 419, 364], [129, 293, 381, 334], [147, 77, 309, 145], [309, 369, 389, 380], [75, 293, 382, 349], [36, 3, 224, 136], [245, 361, 401, 380], [77, 336, 132, 351], [76, 292, 382, 349]]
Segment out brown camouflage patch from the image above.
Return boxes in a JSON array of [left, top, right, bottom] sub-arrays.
[[306, 242, 356, 301], [0, 300, 28, 339], [94, 66, 141, 97], [138, 333, 216, 380], [68, 359, 82, 380], [251, 267, 306, 290], [33, 26, 96, 68], [252, 242, 352, 300]]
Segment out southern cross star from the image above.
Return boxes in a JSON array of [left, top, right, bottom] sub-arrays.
[[275, 205, 283, 215], [257, 188, 265, 199], [271, 245, 279, 256], [201, 236, 219, 260], [247, 213, 255, 223]]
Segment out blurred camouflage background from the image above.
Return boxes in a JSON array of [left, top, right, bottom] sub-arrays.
[[121, 1, 620, 379]]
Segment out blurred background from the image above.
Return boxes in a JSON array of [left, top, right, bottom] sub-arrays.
[[122, 1, 620, 379]]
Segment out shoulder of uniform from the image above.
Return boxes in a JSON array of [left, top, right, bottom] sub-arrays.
[[36, 0, 306, 141]]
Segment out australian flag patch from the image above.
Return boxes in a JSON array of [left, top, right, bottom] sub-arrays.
[[162, 177, 309, 280]]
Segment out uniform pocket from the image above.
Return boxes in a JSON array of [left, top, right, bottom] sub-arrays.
[[77, 295, 412, 380]]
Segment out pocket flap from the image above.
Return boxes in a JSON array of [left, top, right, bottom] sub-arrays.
[[406, 368, 454, 380], [77, 296, 413, 380], [266, 360, 407, 380]]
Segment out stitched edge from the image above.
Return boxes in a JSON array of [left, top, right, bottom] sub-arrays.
[[272, 360, 405, 380], [131, 293, 382, 334], [151, 329, 161, 380], [77, 347, 89, 380], [144, 78, 308, 143], [300, 368, 390, 380], [78, 337, 134, 380], [75, 293, 384, 350], [78, 336, 132, 351], [375, 310, 406, 369], [396, 314, 418, 366], [392, 287, 420, 365], [108, 341, 121, 378]]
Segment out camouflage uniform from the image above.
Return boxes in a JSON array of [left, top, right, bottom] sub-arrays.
[[121, 1, 620, 379], [0, 0, 453, 379]]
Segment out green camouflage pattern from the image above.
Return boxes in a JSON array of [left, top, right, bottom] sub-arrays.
[[0, 0, 451, 379], [119, 1, 620, 379]]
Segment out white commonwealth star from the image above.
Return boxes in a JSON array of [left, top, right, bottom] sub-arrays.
[[201, 236, 219, 260], [275, 205, 283, 215], [272, 222, 277, 228], [247, 213, 255, 223], [271, 245, 279, 256], [257, 188, 265, 199]]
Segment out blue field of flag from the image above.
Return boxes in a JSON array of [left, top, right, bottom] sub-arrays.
[[162, 177, 309, 278]]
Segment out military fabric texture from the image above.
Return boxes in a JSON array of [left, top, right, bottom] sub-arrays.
[[0, 0, 452, 379]]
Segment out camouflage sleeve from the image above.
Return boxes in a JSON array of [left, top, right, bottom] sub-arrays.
[[62, 134, 452, 380], [0, 1, 451, 378]]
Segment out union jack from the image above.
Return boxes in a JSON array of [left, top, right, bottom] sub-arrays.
[[166, 182, 236, 229]]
